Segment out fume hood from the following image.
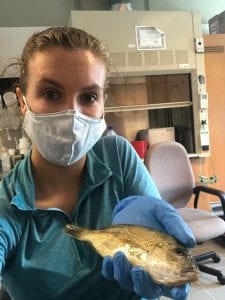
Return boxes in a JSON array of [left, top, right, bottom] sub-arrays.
[[69, 10, 207, 156]]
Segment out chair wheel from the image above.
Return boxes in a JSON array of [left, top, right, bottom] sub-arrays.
[[212, 253, 221, 263], [217, 274, 225, 285]]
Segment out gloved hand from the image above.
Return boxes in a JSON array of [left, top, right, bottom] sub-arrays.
[[102, 195, 196, 300]]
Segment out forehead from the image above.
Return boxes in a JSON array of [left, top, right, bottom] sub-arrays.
[[27, 47, 106, 88]]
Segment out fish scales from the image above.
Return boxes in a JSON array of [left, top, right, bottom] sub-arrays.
[[65, 224, 199, 287]]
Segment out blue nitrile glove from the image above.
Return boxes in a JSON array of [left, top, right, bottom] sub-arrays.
[[102, 195, 196, 300]]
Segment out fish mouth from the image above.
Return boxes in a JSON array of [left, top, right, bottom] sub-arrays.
[[149, 268, 199, 287], [153, 271, 199, 287], [162, 272, 199, 287]]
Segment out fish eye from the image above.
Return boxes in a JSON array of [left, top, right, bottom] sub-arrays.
[[175, 247, 186, 256]]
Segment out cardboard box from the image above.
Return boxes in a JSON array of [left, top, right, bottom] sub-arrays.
[[209, 10, 225, 34], [147, 127, 175, 146]]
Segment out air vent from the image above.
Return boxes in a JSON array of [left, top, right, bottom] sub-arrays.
[[144, 51, 158, 65], [160, 50, 173, 65], [128, 52, 142, 66], [175, 50, 188, 64], [110, 52, 126, 67], [204, 46, 224, 53]]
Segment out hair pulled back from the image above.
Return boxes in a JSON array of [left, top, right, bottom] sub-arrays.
[[19, 26, 111, 93]]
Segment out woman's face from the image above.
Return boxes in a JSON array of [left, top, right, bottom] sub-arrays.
[[18, 47, 106, 118]]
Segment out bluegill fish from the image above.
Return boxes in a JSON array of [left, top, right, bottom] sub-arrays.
[[65, 224, 198, 287]]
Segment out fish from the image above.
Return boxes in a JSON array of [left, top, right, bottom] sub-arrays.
[[65, 224, 199, 287]]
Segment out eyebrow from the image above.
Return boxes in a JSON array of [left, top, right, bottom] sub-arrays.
[[35, 78, 64, 89], [36, 78, 104, 91], [80, 84, 104, 92]]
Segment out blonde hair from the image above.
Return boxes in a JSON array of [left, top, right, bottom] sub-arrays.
[[18, 26, 111, 93]]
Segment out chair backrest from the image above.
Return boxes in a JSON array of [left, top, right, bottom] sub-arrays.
[[144, 141, 195, 208]]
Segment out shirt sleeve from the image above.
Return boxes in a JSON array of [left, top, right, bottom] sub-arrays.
[[116, 136, 161, 198], [0, 177, 22, 275]]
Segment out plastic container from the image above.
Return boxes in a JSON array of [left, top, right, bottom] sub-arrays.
[[130, 140, 148, 160], [8, 148, 16, 156], [1, 151, 11, 173]]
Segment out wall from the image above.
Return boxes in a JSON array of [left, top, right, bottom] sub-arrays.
[[147, 0, 225, 24], [0, 0, 224, 27], [0, 27, 47, 76], [0, 27, 46, 157], [0, 0, 75, 26], [204, 34, 225, 192]]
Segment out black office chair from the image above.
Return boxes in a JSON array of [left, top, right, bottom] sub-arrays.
[[144, 141, 225, 284]]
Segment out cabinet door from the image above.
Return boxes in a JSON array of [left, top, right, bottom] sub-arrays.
[[147, 74, 191, 103], [106, 81, 148, 107], [146, 76, 167, 104], [105, 80, 149, 141], [148, 106, 195, 153], [204, 34, 225, 191], [167, 74, 191, 102]]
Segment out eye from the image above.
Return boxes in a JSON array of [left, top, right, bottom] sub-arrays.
[[79, 93, 98, 104], [43, 90, 60, 101]]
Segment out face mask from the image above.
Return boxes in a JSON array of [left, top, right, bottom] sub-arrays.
[[22, 97, 106, 166]]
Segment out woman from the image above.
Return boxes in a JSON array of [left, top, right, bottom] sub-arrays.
[[0, 27, 194, 300]]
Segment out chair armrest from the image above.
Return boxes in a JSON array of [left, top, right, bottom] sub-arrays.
[[193, 185, 225, 216]]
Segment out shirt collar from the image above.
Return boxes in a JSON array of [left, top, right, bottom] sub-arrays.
[[11, 149, 36, 210], [75, 149, 112, 203], [10, 148, 112, 211]]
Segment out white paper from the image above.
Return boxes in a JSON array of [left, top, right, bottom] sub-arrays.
[[135, 26, 166, 50]]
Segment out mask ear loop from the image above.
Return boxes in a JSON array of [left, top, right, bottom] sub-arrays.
[[21, 96, 32, 140], [22, 96, 31, 112]]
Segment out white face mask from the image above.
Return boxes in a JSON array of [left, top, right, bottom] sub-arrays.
[[22, 98, 106, 166]]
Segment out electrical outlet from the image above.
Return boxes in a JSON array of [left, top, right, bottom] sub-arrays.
[[199, 175, 218, 184], [199, 92, 208, 109], [195, 38, 204, 53]]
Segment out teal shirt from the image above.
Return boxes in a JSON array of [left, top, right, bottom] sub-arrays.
[[0, 136, 160, 300]]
